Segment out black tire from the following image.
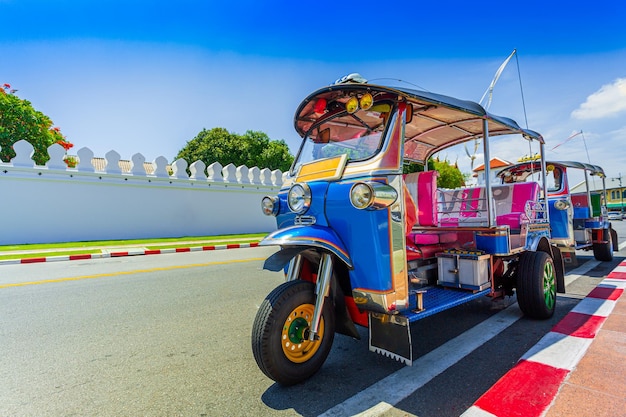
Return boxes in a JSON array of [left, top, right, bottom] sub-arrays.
[[611, 227, 619, 252], [516, 251, 556, 319], [251, 280, 335, 386], [593, 228, 613, 262]]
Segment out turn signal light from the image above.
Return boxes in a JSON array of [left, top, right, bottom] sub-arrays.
[[346, 97, 359, 114], [359, 93, 373, 110]]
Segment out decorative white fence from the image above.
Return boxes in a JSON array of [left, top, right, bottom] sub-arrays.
[[0, 140, 284, 245]]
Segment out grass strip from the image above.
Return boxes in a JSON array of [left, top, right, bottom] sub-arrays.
[[0, 249, 102, 261], [0, 233, 268, 252]]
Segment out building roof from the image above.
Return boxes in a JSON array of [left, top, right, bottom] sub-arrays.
[[473, 157, 512, 172]]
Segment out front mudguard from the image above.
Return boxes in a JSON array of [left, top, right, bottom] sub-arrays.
[[528, 235, 566, 294], [260, 225, 360, 339], [260, 225, 353, 272]]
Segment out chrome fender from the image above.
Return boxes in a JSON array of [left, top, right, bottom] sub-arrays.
[[260, 225, 352, 272]]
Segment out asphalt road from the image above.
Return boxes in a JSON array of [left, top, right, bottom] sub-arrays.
[[1, 223, 624, 417]]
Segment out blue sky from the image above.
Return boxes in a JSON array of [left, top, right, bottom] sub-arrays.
[[2, 0, 626, 183]]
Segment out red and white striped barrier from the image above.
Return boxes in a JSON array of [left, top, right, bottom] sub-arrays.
[[0, 242, 260, 265], [463, 260, 626, 417]]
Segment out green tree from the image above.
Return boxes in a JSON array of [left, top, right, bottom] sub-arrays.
[[0, 83, 71, 165], [432, 158, 465, 188], [403, 158, 465, 188], [175, 127, 294, 172]]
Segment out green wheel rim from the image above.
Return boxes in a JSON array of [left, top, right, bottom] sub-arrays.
[[543, 261, 556, 309]]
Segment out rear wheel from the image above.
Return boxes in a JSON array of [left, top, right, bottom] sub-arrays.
[[516, 251, 556, 319], [593, 228, 613, 261], [610, 227, 619, 252], [251, 280, 335, 386]]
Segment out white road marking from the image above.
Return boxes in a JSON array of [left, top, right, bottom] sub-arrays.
[[564, 260, 600, 286], [319, 306, 524, 417], [320, 261, 602, 417]]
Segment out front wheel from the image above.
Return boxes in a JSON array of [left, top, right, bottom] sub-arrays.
[[516, 251, 556, 319], [251, 280, 335, 386]]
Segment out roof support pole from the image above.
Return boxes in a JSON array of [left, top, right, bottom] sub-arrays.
[[482, 119, 494, 227], [584, 170, 593, 210], [601, 176, 608, 216], [539, 142, 550, 224]]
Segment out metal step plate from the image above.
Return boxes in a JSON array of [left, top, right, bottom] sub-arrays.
[[404, 287, 491, 323]]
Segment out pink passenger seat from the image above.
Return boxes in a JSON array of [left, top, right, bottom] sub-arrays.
[[404, 171, 457, 248], [494, 182, 540, 230]]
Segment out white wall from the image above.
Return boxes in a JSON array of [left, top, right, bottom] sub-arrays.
[[0, 140, 284, 244]]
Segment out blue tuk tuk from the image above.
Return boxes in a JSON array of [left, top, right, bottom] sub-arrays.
[[497, 160, 618, 265], [252, 74, 565, 385]]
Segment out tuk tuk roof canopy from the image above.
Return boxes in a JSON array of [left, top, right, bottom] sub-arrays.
[[294, 81, 544, 165], [499, 160, 606, 178]]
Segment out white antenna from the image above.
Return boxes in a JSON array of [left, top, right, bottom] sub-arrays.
[[479, 49, 517, 110]]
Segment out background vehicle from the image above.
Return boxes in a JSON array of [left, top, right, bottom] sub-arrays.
[[252, 74, 565, 385], [498, 161, 618, 264], [608, 212, 622, 221]]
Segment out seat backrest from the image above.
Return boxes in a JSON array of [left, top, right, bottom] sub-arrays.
[[404, 170, 439, 227], [460, 187, 484, 218], [493, 184, 514, 216], [511, 182, 540, 213]]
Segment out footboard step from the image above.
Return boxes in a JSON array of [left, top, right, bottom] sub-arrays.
[[404, 287, 491, 323]]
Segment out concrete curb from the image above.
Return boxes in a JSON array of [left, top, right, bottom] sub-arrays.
[[0, 242, 260, 265], [462, 260, 626, 417]]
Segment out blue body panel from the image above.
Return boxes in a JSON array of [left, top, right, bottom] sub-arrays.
[[573, 207, 590, 219], [585, 220, 603, 229], [548, 199, 570, 239], [274, 182, 330, 230], [267, 178, 394, 292], [476, 233, 510, 255], [326, 180, 393, 292]]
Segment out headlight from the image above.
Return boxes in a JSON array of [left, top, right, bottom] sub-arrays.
[[350, 182, 398, 210], [288, 183, 311, 214], [261, 196, 279, 216], [554, 200, 571, 210], [350, 183, 374, 209]]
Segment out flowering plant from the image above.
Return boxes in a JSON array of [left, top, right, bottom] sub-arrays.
[[55, 134, 73, 151], [1, 83, 73, 165], [64, 155, 77, 168]]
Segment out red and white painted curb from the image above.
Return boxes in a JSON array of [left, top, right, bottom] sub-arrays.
[[462, 260, 626, 417], [0, 242, 260, 265]]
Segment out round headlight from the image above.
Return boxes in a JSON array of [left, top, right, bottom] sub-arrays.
[[554, 200, 571, 210], [350, 183, 374, 209], [261, 196, 279, 216], [288, 183, 311, 213]]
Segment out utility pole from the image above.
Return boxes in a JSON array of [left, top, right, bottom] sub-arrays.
[[611, 173, 624, 215]]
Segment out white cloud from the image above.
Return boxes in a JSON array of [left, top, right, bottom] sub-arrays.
[[571, 78, 626, 120]]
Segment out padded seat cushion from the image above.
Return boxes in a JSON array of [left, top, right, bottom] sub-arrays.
[[407, 231, 458, 245]]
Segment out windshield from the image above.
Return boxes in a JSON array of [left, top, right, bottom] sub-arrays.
[[500, 163, 562, 193], [546, 166, 563, 192], [291, 103, 391, 174]]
